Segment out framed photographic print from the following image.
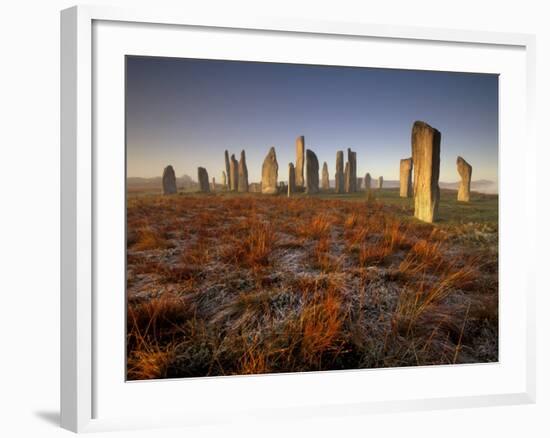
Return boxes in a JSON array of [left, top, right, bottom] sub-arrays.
[[61, 5, 536, 433]]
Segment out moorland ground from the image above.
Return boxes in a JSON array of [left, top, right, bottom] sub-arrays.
[[126, 188, 498, 380]]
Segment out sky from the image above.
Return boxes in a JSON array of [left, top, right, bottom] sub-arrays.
[[126, 56, 498, 184]]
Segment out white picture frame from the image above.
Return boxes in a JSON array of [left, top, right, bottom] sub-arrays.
[[60, 4, 536, 433]]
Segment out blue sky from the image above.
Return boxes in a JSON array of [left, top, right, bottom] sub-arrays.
[[126, 56, 498, 183]]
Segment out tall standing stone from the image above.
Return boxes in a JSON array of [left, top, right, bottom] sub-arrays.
[[351, 151, 357, 192], [224, 150, 231, 189], [262, 147, 279, 194], [345, 148, 357, 193], [230, 154, 239, 192], [344, 162, 350, 193], [412, 121, 441, 223], [162, 165, 177, 195], [357, 177, 363, 191], [321, 162, 330, 190], [295, 136, 305, 188], [400, 157, 413, 198], [378, 176, 383, 189], [288, 163, 296, 196], [197, 167, 210, 193], [456, 156, 472, 202], [364, 173, 371, 193], [306, 149, 319, 194], [238, 150, 249, 192], [335, 151, 344, 194], [211, 177, 216, 191], [221, 171, 227, 189]]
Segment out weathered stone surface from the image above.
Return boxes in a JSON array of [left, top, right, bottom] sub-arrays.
[[224, 150, 231, 189], [211, 177, 216, 191], [262, 147, 279, 194], [305, 149, 319, 194], [288, 163, 296, 196], [345, 148, 357, 193], [335, 151, 345, 194], [230, 154, 239, 191], [295, 136, 305, 188], [400, 157, 413, 198], [221, 171, 227, 188], [197, 167, 210, 193], [378, 176, 383, 189], [356, 177, 363, 190], [364, 173, 371, 192], [456, 156, 472, 202], [412, 121, 441, 223], [344, 162, 350, 193], [162, 165, 177, 195], [321, 162, 330, 190], [238, 150, 249, 192]]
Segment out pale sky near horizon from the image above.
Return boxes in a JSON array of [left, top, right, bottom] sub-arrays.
[[126, 56, 498, 184]]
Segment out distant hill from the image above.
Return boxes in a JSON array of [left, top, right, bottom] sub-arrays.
[[127, 175, 198, 191], [439, 179, 497, 194], [361, 179, 497, 194], [127, 176, 162, 187]]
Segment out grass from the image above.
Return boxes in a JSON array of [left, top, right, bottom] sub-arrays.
[[315, 188, 498, 225], [126, 188, 498, 379]]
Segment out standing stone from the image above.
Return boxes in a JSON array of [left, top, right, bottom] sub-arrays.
[[344, 162, 350, 193], [262, 147, 279, 194], [305, 149, 319, 194], [224, 150, 231, 189], [400, 157, 413, 198], [288, 163, 296, 196], [345, 148, 357, 192], [378, 176, 383, 189], [412, 121, 441, 223], [364, 173, 371, 193], [212, 177, 216, 191], [197, 167, 210, 193], [295, 136, 305, 188], [351, 151, 357, 192], [321, 162, 330, 190], [162, 165, 177, 195], [357, 177, 363, 191], [230, 154, 239, 192], [238, 150, 249, 192], [335, 151, 344, 194], [457, 156, 472, 202], [221, 171, 227, 189]]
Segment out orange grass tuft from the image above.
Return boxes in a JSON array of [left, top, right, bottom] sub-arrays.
[[299, 290, 346, 367], [297, 213, 333, 240], [133, 225, 169, 251]]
